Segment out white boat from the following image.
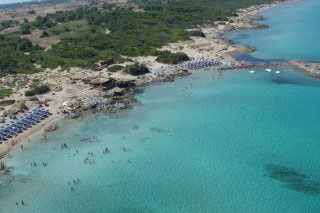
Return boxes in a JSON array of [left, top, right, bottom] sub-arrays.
[[249, 70, 255, 74], [275, 71, 281, 74], [266, 68, 272, 72]]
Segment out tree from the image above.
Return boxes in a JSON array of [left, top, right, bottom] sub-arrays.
[[40, 30, 50, 38], [124, 63, 149, 75]]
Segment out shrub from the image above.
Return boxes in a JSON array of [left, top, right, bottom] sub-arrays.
[[124, 63, 149, 76], [156, 51, 189, 64], [108, 65, 123, 72], [20, 23, 31, 35], [0, 20, 13, 31], [188, 30, 206, 37], [0, 88, 12, 99], [40, 31, 50, 38], [25, 84, 50, 96], [0, 99, 15, 106]]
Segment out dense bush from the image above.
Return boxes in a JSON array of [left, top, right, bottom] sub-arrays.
[[124, 63, 149, 76], [0, 35, 41, 76], [20, 23, 31, 34], [108, 65, 124, 72], [1, 0, 276, 75], [188, 30, 205, 37], [0, 20, 14, 31], [25, 84, 50, 96], [156, 51, 189, 64], [0, 99, 15, 106], [0, 88, 12, 99], [40, 30, 50, 38]]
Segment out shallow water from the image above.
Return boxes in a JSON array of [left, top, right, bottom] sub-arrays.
[[2, 0, 320, 212], [1, 67, 320, 212], [227, 0, 320, 61]]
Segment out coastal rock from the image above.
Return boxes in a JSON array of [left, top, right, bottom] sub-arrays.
[[82, 101, 96, 110], [70, 72, 83, 80], [110, 87, 124, 96], [89, 77, 110, 85], [44, 122, 58, 132], [163, 76, 175, 82], [5, 100, 28, 115], [115, 79, 135, 88]]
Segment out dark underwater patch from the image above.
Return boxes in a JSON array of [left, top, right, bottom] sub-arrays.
[[271, 77, 294, 85], [234, 53, 267, 63], [133, 88, 145, 95], [234, 53, 286, 63], [266, 164, 320, 195], [149, 127, 170, 134]]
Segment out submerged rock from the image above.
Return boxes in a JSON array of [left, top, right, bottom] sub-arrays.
[[266, 164, 320, 195], [44, 122, 58, 132]]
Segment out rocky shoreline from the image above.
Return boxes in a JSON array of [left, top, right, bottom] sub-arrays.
[[0, 0, 298, 159], [289, 60, 320, 78]]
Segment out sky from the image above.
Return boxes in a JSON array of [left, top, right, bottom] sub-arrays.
[[0, 0, 34, 5]]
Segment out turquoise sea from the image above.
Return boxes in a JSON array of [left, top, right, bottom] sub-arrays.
[[228, 0, 320, 61], [1, 0, 320, 212]]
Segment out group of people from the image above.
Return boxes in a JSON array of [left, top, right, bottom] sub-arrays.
[[0, 107, 51, 142]]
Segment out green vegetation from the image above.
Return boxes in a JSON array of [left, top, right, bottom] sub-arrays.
[[133, 0, 277, 27], [124, 63, 149, 76], [108, 65, 124, 72], [25, 84, 50, 96], [0, 35, 41, 76], [20, 23, 31, 34], [156, 51, 189, 64], [40, 30, 50, 38], [0, 88, 13, 99], [188, 30, 206, 37], [0, 0, 277, 76], [0, 20, 15, 31], [0, 99, 15, 106]]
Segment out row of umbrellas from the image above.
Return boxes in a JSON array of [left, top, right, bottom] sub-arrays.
[[0, 108, 51, 142], [179, 57, 237, 70], [152, 58, 238, 74]]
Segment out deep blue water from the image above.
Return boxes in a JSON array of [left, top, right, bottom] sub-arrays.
[[1, 0, 320, 212]]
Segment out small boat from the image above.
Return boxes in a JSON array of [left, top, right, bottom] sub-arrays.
[[80, 137, 96, 143], [275, 71, 281, 74], [266, 68, 272, 72], [249, 70, 255, 74]]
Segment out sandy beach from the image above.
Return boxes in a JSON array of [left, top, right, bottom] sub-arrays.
[[0, 0, 298, 159]]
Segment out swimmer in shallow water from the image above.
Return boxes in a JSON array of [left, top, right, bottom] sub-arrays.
[[103, 147, 110, 154]]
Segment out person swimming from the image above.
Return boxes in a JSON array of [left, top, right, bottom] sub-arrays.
[[103, 147, 110, 154]]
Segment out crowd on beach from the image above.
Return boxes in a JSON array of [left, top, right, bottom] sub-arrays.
[[0, 107, 51, 143], [152, 57, 239, 74], [177, 57, 236, 70]]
